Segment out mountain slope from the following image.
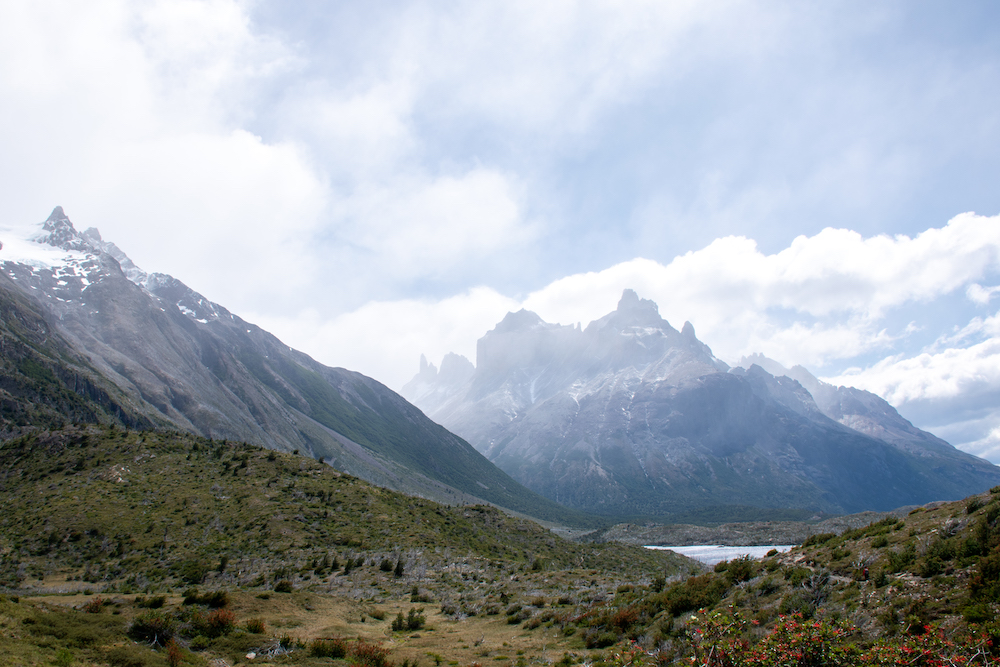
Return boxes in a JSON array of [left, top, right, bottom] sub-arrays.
[[0, 208, 584, 525], [403, 290, 1000, 518]]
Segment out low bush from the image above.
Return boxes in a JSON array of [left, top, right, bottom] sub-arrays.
[[310, 637, 348, 658], [127, 610, 175, 645], [184, 589, 229, 608], [203, 608, 236, 637], [245, 617, 267, 634], [351, 638, 392, 667]]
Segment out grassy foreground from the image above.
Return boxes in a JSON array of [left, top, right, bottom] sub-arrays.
[[7, 425, 1000, 665], [0, 425, 695, 666]]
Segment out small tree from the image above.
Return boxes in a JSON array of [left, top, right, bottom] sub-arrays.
[[394, 558, 405, 578], [166, 639, 183, 667]]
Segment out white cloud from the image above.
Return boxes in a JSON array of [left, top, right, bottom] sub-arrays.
[[245, 287, 519, 389], [517, 213, 1000, 366], [331, 168, 533, 282], [962, 427, 1000, 464], [3, 0, 1000, 465], [308, 213, 1000, 392], [0, 0, 327, 313], [967, 283, 1000, 306], [826, 338, 1000, 405]]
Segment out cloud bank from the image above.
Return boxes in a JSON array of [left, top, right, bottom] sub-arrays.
[[278, 213, 1000, 462], [3, 2, 1000, 461]]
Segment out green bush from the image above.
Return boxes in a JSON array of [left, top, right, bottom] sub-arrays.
[[245, 617, 267, 634], [202, 608, 236, 638], [135, 595, 166, 609], [175, 559, 209, 585], [777, 591, 815, 619], [127, 610, 175, 644], [886, 544, 917, 573], [583, 630, 618, 648], [190, 635, 211, 651], [274, 579, 293, 593], [802, 532, 837, 547], [310, 637, 348, 658], [725, 555, 757, 584], [653, 573, 728, 616]]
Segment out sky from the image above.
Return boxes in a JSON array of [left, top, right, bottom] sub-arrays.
[[2, 1, 1000, 460]]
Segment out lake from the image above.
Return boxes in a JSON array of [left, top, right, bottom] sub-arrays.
[[646, 544, 795, 566]]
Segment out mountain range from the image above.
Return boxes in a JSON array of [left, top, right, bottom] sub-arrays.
[[0, 207, 582, 525], [402, 289, 1000, 519]]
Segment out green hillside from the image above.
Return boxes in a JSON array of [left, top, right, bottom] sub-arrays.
[[6, 425, 1000, 666], [0, 425, 686, 592]]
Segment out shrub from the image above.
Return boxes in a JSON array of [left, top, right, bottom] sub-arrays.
[[583, 630, 618, 648], [380, 558, 394, 572], [135, 595, 165, 609], [963, 602, 995, 624], [351, 638, 392, 667], [802, 532, 837, 547], [166, 639, 183, 667], [190, 635, 211, 651], [653, 573, 728, 616], [274, 579, 293, 593], [203, 608, 236, 637], [245, 617, 267, 634], [778, 591, 815, 619], [393, 607, 426, 631], [82, 596, 106, 613], [725, 555, 757, 584], [310, 637, 348, 658], [886, 545, 917, 573], [127, 610, 175, 645], [176, 559, 209, 585], [203, 591, 229, 608]]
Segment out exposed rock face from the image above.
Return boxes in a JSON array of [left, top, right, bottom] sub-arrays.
[[0, 208, 576, 522], [404, 291, 1000, 518]]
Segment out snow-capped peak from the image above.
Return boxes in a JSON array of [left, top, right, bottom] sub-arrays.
[[0, 207, 223, 325]]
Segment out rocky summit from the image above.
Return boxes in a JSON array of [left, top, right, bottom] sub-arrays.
[[403, 290, 1000, 519]]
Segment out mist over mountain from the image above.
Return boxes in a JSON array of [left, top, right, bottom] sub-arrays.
[[0, 208, 582, 524], [403, 290, 1000, 519]]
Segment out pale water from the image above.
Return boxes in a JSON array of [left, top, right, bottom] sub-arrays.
[[645, 544, 795, 566]]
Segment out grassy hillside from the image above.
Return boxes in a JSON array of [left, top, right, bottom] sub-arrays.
[[528, 489, 1000, 665], [0, 425, 697, 667], [6, 426, 1000, 665]]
